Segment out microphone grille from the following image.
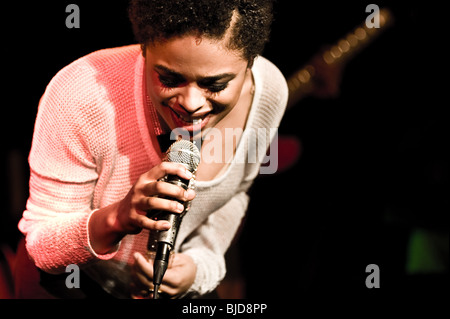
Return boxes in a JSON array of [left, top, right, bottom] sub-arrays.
[[166, 139, 201, 173]]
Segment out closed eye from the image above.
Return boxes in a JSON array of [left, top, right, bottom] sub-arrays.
[[154, 64, 235, 93], [202, 83, 229, 93], [198, 77, 233, 93], [158, 75, 185, 88]]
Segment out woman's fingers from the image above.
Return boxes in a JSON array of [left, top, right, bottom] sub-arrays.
[[117, 162, 196, 234], [135, 162, 196, 215], [132, 252, 195, 298], [144, 162, 193, 182], [142, 181, 196, 204], [133, 214, 172, 231]]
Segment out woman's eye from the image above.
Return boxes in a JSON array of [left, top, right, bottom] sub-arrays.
[[206, 83, 229, 93], [159, 76, 182, 88], [158, 74, 229, 93]]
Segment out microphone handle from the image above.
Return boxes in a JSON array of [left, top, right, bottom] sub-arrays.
[[152, 212, 181, 287], [148, 174, 189, 296], [148, 174, 189, 249], [154, 212, 182, 248]]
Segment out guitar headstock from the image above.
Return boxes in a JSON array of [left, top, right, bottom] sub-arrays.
[[286, 8, 393, 108]]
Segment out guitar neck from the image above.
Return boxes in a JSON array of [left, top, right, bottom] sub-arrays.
[[286, 8, 393, 109]]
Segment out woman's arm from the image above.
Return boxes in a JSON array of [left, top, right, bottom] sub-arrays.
[[19, 60, 194, 274], [180, 191, 249, 296], [20, 163, 194, 274]]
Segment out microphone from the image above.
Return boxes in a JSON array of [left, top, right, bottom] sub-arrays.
[[147, 139, 201, 299]]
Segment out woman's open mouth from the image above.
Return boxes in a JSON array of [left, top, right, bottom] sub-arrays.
[[169, 108, 210, 132]]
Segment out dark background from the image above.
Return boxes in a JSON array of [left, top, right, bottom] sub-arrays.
[[1, 0, 448, 302]]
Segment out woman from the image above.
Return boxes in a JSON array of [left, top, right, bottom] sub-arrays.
[[18, 0, 287, 298]]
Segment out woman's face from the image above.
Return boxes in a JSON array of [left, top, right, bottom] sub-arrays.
[[144, 35, 250, 138]]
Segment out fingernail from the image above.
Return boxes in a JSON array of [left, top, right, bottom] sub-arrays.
[[162, 221, 171, 228], [177, 203, 185, 212], [185, 189, 195, 199], [185, 169, 193, 179]]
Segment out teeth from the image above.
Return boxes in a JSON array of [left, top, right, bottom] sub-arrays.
[[173, 109, 203, 124], [175, 111, 190, 122]]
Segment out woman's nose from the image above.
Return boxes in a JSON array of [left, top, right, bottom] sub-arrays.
[[176, 84, 206, 114]]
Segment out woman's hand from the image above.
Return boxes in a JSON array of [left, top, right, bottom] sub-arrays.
[[115, 161, 196, 234], [131, 252, 197, 298], [89, 162, 196, 254]]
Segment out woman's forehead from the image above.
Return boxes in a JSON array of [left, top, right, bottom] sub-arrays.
[[145, 35, 248, 77]]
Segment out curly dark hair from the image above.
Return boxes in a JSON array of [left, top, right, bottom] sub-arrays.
[[128, 0, 274, 63]]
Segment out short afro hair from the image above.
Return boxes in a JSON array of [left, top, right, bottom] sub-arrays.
[[128, 0, 274, 63]]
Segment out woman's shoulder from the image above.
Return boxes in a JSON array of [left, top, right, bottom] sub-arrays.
[[36, 45, 143, 144], [50, 44, 141, 84], [250, 56, 288, 126], [77, 44, 142, 70], [252, 56, 288, 93], [41, 45, 141, 112]]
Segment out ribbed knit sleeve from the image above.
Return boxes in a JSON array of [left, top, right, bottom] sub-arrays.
[[181, 191, 249, 295], [19, 52, 121, 274]]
